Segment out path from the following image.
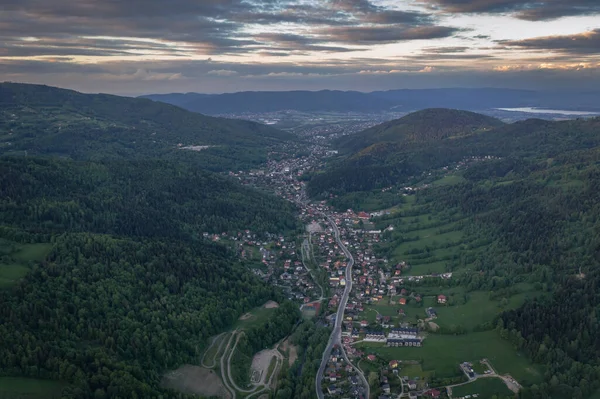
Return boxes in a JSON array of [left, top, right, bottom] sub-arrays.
[[301, 237, 325, 300], [201, 332, 227, 368], [219, 331, 238, 399]]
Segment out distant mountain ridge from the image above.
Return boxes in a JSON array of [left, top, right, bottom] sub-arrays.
[[141, 90, 395, 114], [140, 88, 600, 115]]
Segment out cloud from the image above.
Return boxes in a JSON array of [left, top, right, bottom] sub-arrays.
[[421, 0, 600, 20], [207, 69, 239, 76], [319, 26, 460, 44], [502, 29, 600, 55]]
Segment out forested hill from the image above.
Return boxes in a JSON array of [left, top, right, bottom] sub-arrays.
[[0, 83, 296, 171], [308, 111, 600, 196], [0, 157, 297, 239], [337, 108, 504, 152], [0, 156, 300, 398]]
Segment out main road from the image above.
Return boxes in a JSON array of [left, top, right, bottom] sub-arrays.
[[315, 215, 370, 399]]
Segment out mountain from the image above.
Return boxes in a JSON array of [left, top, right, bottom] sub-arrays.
[[0, 83, 295, 171], [141, 88, 600, 115], [337, 108, 504, 152], [141, 90, 395, 114], [307, 109, 600, 196]]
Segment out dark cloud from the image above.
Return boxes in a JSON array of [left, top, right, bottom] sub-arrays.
[[503, 29, 600, 55], [423, 46, 469, 53], [422, 0, 600, 20], [320, 26, 460, 44]]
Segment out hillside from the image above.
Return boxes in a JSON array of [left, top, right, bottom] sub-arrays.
[[337, 108, 504, 152], [0, 156, 299, 398], [308, 110, 600, 196], [0, 83, 295, 171]]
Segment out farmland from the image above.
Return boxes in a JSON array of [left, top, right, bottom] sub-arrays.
[[357, 330, 542, 385]]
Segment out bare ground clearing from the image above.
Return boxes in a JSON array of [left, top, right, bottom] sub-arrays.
[[239, 312, 253, 320], [264, 300, 279, 309], [163, 365, 230, 399], [251, 350, 278, 385], [279, 338, 298, 366]]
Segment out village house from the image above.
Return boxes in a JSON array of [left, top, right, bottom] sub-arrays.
[[437, 294, 447, 304]]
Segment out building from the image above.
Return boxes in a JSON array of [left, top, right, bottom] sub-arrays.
[[437, 294, 447, 304], [387, 338, 422, 347], [365, 331, 386, 342], [389, 360, 399, 369], [423, 389, 442, 398]]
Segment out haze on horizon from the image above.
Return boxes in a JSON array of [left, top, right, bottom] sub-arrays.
[[1, 0, 599, 95]]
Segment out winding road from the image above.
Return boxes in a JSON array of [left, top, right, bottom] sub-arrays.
[[315, 215, 370, 399]]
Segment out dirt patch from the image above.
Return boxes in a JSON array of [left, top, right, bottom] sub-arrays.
[[251, 350, 278, 384], [264, 300, 279, 309], [279, 338, 298, 366], [239, 312, 253, 320], [306, 222, 324, 233], [428, 321, 440, 332], [163, 365, 231, 399]]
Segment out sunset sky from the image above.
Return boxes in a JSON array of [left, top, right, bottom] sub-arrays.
[[1, 0, 599, 94]]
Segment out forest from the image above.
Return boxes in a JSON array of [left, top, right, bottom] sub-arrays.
[[0, 155, 302, 398], [0, 157, 298, 239]]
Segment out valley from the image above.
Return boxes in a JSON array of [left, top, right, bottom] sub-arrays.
[[1, 83, 600, 399]]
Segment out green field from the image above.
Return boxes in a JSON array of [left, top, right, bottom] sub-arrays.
[[0, 242, 52, 288], [433, 291, 541, 331], [430, 174, 467, 187], [399, 364, 434, 381], [234, 304, 278, 330], [452, 377, 514, 399], [0, 377, 64, 399], [356, 331, 542, 385]]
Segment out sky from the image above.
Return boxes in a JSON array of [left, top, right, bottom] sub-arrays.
[[1, 0, 599, 95]]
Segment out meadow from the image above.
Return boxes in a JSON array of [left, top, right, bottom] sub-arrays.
[[0, 242, 52, 288], [357, 331, 542, 385], [452, 377, 514, 399], [0, 377, 64, 399]]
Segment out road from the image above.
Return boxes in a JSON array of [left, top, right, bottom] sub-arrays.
[[315, 215, 370, 399], [220, 331, 238, 399]]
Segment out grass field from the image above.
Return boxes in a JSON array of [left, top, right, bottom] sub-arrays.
[[234, 304, 278, 330], [356, 331, 542, 385], [0, 242, 52, 288], [399, 364, 433, 381], [0, 377, 64, 399], [452, 377, 514, 399], [202, 333, 229, 367], [433, 291, 541, 331]]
